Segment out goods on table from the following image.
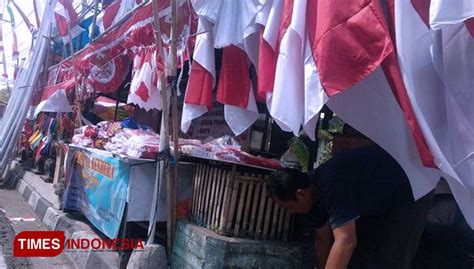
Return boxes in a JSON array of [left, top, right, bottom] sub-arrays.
[[73, 121, 281, 168]]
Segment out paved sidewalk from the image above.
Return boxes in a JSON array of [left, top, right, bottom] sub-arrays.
[[3, 160, 120, 269]]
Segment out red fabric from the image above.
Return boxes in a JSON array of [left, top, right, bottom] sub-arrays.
[[86, 53, 129, 93], [135, 82, 150, 102], [306, 0, 393, 96], [410, 0, 431, 28], [184, 61, 213, 109], [217, 46, 250, 108], [256, 0, 293, 101], [40, 79, 75, 102], [383, 0, 436, 167], [102, 1, 121, 30], [465, 18, 474, 38], [256, 31, 277, 101], [55, 0, 79, 37]]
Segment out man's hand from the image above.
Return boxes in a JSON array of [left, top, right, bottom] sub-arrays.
[[325, 220, 357, 269], [315, 222, 333, 269]]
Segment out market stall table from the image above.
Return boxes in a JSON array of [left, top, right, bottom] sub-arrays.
[[61, 145, 193, 239]]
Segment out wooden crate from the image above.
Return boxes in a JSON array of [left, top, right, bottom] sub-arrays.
[[190, 162, 294, 241]]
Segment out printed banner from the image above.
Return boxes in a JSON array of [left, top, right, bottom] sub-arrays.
[[62, 147, 129, 238]]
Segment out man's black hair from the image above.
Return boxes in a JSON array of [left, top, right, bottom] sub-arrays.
[[265, 168, 311, 201]]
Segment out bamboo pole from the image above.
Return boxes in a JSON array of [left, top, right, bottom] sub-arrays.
[[203, 166, 214, 226], [249, 178, 261, 236], [242, 175, 255, 234], [226, 171, 240, 234], [277, 206, 285, 240], [219, 165, 235, 232], [213, 169, 226, 228], [66, 25, 81, 128], [207, 168, 221, 228], [149, 0, 173, 254], [190, 164, 198, 218], [255, 183, 267, 240], [262, 195, 273, 240], [233, 180, 247, 237], [169, 0, 179, 243]]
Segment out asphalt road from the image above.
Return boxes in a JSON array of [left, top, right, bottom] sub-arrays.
[[0, 189, 74, 269], [0, 195, 31, 268]]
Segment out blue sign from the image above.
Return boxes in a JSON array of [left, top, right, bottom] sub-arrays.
[[62, 148, 130, 239]]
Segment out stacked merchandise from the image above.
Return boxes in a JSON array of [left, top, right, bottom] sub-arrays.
[[73, 120, 281, 168], [71, 118, 161, 159], [25, 113, 75, 162], [179, 136, 282, 170]]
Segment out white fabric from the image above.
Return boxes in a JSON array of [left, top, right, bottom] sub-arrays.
[[54, 1, 84, 44], [96, 0, 141, 33], [261, 0, 283, 122], [34, 89, 72, 117], [224, 84, 259, 136], [303, 37, 327, 140], [430, 0, 474, 30], [268, 0, 306, 135], [225, 32, 260, 136], [187, 0, 266, 135], [128, 61, 163, 111], [327, 68, 441, 200], [191, 0, 266, 48], [181, 17, 215, 133], [396, 0, 474, 226]]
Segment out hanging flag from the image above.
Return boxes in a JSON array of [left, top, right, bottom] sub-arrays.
[[33, 0, 41, 29], [257, 0, 287, 102], [54, 0, 84, 44], [181, 17, 215, 133], [79, 48, 130, 94], [0, 1, 7, 82], [6, 3, 19, 79], [10, 1, 37, 36], [217, 46, 258, 136], [429, 0, 474, 30], [182, 0, 263, 135], [96, 0, 122, 32], [391, 0, 474, 227], [34, 79, 75, 117], [127, 46, 164, 111]]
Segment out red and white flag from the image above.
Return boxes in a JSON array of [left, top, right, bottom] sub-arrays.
[[0, 0, 7, 82], [96, 0, 138, 33], [79, 48, 130, 94], [393, 0, 474, 226], [181, 17, 215, 133], [127, 46, 164, 111], [182, 0, 264, 135], [54, 0, 84, 44], [266, 0, 306, 136], [34, 79, 75, 117], [217, 46, 258, 135]]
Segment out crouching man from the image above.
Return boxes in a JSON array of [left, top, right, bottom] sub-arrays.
[[266, 145, 434, 269]]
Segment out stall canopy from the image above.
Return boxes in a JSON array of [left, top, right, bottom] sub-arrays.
[[181, 0, 474, 228]]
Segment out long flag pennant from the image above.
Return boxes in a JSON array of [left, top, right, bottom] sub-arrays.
[[6, 2, 19, 79], [10, 0, 37, 36], [0, 0, 7, 82]]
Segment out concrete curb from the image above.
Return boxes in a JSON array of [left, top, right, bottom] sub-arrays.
[[11, 164, 120, 269]]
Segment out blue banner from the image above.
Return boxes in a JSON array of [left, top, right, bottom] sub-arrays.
[[62, 148, 130, 239]]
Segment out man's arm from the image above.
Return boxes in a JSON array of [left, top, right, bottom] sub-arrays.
[[325, 221, 357, 269], [315, 221, 333, 269]]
